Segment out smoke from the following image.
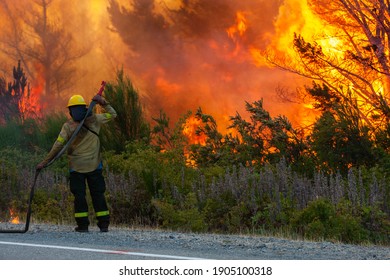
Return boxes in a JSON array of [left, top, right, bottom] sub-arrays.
[[0, 0, 316, 129], [101, 0, 315, 130]]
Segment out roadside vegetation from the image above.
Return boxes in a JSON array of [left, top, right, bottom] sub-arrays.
[[0, 68, 389, 245]]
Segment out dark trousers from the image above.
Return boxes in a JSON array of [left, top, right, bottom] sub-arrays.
[[69, 169, 110, 229]]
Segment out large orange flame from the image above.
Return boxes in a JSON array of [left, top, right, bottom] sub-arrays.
[[19, 65, 46, 121], [227, 11, 247, 40], [182, 116, 207, 145]]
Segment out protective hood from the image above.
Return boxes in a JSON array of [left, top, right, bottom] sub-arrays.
[[69, 105, 92, 122]]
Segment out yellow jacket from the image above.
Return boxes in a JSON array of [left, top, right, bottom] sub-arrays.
[[42, 104, 117, 173]]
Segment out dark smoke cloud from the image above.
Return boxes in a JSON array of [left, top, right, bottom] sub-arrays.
[[0, 0, 295, 127], [107, 0, 296, 129]]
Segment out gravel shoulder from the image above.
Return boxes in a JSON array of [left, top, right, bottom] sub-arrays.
[[0, 223, 389, 260]]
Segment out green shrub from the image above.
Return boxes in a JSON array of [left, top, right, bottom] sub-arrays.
[[31, 181, 73, 224], [101, 69, 150, 152], [152, 192, 206, 232], [292, 198, 335, 239], [291, 199, 370, 243], [0, 112, 66, 154], [326, 200, 367, 243], [41, 112, 68, 147], [227, 201, 253, 233], [202, 191, 238, 233], [0, 120, 23, 149], [32, 190, 65, 222], [361, 206, 390, 244]]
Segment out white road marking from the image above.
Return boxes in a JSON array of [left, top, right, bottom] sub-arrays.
[[0, 240, 206, 260]]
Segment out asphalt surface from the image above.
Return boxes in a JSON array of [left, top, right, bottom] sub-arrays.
[[0, 223, 389, 260]]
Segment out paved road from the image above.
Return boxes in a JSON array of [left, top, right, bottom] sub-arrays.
[[0, 223, 389, 260], [0, 226, 206, 260], [0, 224, 389, 280]]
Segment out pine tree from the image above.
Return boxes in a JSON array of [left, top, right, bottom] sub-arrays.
[[0, 61, 29, 123]]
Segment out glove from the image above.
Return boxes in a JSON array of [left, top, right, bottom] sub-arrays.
[[92, 94, 107, 106], [36, 162, 46, 171]]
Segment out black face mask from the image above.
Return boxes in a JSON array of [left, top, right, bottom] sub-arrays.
[[69, 105, 91, 122]]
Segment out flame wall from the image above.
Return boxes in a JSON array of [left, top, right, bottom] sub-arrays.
[[0, 0, 322, 130]]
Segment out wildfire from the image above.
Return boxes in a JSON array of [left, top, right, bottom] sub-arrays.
[[18, 65, 46, 121], [1, 0, 384, 141], [9, 208, 20, 224], [227, 11, 247, 39], [225, 11, 249, 58], [182, 116, 207, 145]]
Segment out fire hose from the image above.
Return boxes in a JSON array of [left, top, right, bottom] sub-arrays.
[[0, 81, 106, 233]]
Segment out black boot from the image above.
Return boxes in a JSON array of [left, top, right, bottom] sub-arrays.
[[100, 227, 108, 232], [75, 216, 90, 232], [75, 226, 89, 232], [98, 219, 109, 232]]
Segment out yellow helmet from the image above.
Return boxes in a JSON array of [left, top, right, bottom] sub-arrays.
[[67, 95, 87, 107]]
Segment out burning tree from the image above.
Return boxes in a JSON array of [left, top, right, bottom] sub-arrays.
[[0, 61, 35, 123], [267, 0, 390, 133], [188, 101, 309, 169], [258, 0, 390, 173], [0, 0, 89, 103]]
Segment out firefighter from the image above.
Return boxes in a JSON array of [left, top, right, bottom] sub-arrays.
[[36, 94, 117, 232]]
